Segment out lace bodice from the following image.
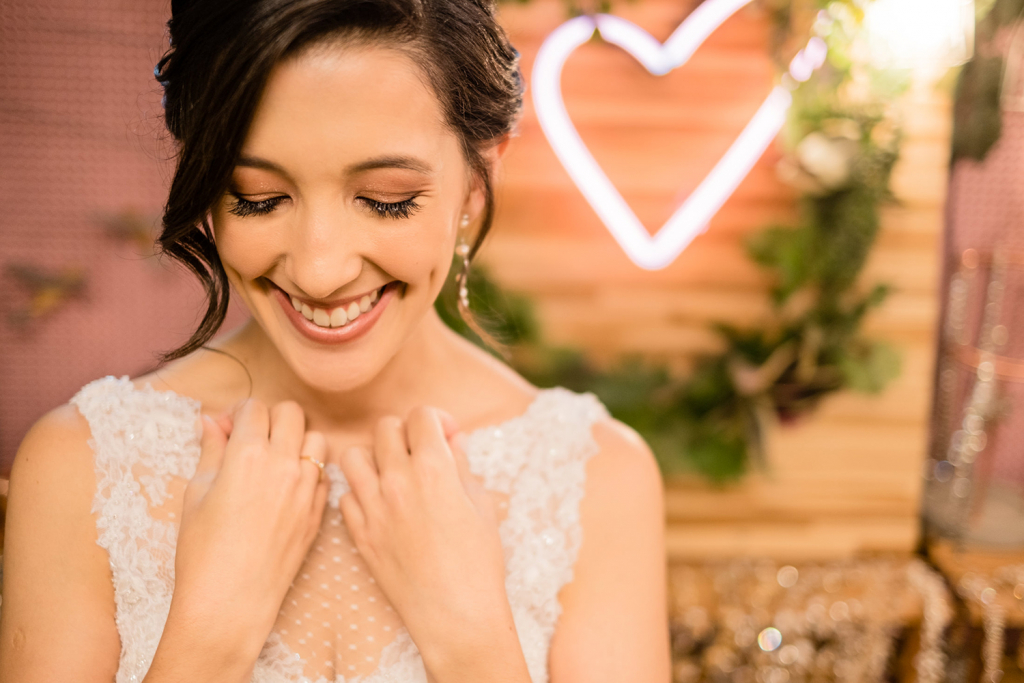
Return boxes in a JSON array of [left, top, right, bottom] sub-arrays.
[[64, 375, 608, 683]]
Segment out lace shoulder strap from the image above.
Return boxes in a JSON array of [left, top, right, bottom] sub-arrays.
[[464, 387, 609, 683], [70, 375, 201, 682], [71, 375, 202, 494]]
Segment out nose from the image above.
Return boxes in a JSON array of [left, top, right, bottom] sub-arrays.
[[284, 202, 365, 301]]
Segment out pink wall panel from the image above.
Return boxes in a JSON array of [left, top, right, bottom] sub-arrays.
[[0, 0, 248, 471]]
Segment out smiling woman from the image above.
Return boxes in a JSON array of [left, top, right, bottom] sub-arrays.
[[0, 1, 670, 682], [206, 43, 475, 392]]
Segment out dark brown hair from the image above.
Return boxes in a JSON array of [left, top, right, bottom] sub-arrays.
[[154, 0, 522, 361]]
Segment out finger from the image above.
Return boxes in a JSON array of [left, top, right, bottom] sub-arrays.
[[374, 416, 410, 474], [339, 445, 381, 509], [448, 433, 493, 519], [436, 409, 461, 441], [293, 434, 329, 553], [338, 491, 367, 543], [356, 445, 378, 474], [297, 430, 327, 491], [305, 432, 329, 518], [448, 432, 477, 494], [195, 414, 228, 476], [269, 401, 306, 459], [218, 397, 245, 434], [215, 412, 234, 438], [309, 461, 330, 517], [231, 398, 270, 441], [406, 406, 448, 457]]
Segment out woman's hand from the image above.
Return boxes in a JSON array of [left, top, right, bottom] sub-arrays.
[[337, 407, 526, 680], [157, 399, 332, 676]]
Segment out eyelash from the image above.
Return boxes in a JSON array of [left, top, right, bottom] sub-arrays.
[[227, 194, 421, 220], [361, 197, 420, 220], [228, 195, 283, 218]]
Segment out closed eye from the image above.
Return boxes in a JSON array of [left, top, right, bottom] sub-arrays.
[[359, 196, 421, 220], [227, 193, 421, 219], [228, 193, 287, 218]]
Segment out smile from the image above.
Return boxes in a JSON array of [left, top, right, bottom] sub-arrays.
[[270, 281, 397, 345], [291, 287, 382, 328]]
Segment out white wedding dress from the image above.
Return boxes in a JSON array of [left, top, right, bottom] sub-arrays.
[[61, 375, 608, 683]]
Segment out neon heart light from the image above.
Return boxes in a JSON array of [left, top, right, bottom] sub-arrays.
[[532, 0, 828, 270]]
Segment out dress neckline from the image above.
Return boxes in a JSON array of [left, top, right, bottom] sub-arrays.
[[74, 375, 604, 683], [123, 376, 557, 444]]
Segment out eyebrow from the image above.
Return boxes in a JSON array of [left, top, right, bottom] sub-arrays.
[[236, 155, 292, 177], [347, 155, 434, 175], [235, 154, 433, 177]]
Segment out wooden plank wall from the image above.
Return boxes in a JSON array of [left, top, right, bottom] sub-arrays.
[[491, 0, 950, 560]]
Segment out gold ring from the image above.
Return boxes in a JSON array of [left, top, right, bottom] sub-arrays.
[[300, 455, 325, 483]]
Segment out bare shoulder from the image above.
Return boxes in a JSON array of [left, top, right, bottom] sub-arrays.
[[587, 417, 664, 508], [10, 402, 98, 491], [577, 416, 665, 570], [0, 404, 120, 681], [547, 415, 671, 683], [4, 403, 103, 583]]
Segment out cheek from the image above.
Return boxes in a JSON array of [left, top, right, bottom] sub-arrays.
[[212, 214, 282, 280], [373, 215, 455, 286], [210, 204, 456, 290]]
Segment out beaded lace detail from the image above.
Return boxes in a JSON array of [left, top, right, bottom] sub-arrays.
[[63, 376, 607, 683]]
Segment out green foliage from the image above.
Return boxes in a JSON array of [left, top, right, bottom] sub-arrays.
[[837, 340, 901, 393], [748, 225, 813, 303], [808, 185, 882, 298], [436, 0, 914, 482], [435, 259, 538, 351]]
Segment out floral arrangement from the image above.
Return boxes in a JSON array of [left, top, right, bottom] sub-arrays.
[[447, 0, 911, 482]]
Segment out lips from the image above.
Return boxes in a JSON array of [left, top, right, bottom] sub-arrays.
[[289, 286, 383, 329], [270, 280, 398, 345]]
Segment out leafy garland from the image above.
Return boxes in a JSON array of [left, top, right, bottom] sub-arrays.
[[443, 0, 910, 482]]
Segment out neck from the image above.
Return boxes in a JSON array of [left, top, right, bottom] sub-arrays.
[[215, 309, 468, 436]]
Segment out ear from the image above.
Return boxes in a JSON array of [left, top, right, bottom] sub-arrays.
[[480, 135, 511, 183], [463, 135, 512, 221], [488, 134, 512, 162]]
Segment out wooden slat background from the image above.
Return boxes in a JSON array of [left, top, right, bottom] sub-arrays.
[[491, 0, 949, 559]]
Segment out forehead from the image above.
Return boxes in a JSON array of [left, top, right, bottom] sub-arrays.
[[242, 42, 454, 171]]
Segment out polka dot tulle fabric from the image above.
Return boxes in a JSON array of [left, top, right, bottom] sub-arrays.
[[274, 502, 406, 679], [55, 376, 607, 683]]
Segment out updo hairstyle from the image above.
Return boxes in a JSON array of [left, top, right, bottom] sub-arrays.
[[154, 0, 523, 361]]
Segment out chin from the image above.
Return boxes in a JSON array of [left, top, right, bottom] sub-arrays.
[[272, 314, 406, 395], [262, 284, 429, 395]]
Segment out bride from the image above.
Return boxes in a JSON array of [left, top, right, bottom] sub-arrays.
[[0, 0, 670, 681]]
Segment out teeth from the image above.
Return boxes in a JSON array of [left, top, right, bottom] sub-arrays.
[[293, 287, 383, 329]]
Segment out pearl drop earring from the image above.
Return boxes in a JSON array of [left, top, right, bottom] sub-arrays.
[[456, 214, 471, 310]]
